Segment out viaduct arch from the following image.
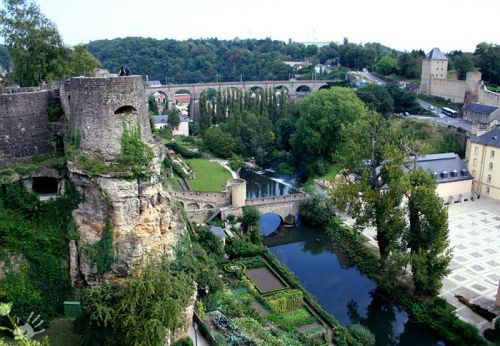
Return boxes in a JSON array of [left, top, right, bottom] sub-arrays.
[[146, 80, 333, 120]]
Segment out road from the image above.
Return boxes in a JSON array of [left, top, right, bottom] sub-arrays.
[[356, 71, 472, 132]]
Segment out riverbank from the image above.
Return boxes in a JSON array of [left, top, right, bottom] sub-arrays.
[[324, 218, 485, 345]]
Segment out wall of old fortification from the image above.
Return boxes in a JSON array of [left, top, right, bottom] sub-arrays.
[[0, 90, 50, 166], [429, 79, 466, 103], [62, 76, 152, 160], [478, 83, 500, 107]]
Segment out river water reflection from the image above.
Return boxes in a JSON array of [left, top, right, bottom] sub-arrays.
[[245, 168, 442, 345]]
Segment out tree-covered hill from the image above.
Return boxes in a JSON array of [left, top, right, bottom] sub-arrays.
[[87, 37, 393, 83]]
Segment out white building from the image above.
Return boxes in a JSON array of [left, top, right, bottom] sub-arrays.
[[153, 114, 189, 137]]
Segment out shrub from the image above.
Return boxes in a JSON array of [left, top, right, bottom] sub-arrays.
[[172, 338, 193, 346], [119, 123, 154, 180], [225, 237, 264, 258], [47, 100, 63, 122], [348, 323, 376, 346], [82, 216, 115, 276], [166, 142, 202, 158]]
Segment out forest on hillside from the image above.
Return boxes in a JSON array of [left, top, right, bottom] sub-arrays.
[[87, 37, 396, 83]]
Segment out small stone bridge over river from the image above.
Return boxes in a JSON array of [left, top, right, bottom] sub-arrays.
[[170, 178, 306, 223]]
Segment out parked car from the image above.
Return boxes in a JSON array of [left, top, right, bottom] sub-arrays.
[[427, 105, 435, 110], [404, 112, 410, 116]]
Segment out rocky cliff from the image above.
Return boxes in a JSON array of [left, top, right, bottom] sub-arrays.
[[61, 75, 184, 285]]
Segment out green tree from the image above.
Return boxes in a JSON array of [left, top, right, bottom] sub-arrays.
[[453, 54, 474, 80], [406, 167, 451, 296], [299, 189, 335, 226], [148, 95, 159, 114], [228, 154, 244, 171], [77, 258, 194, 346], [202, 127, 236, 158], [356, 84, 394, 117], [474, 42, 500, 85], [241, 205, 261, 233], [0, 0, 69, 85], [291, 87, 368, 176], [398, 53, 416, 79], [374, 55, 397, 75], [67, 44, 101, 77], [167, 109, 181, 128], [333, 112, 407, 260]]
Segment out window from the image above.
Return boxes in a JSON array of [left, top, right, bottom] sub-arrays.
[[475, 147, 478, 155], [491, 150, 495, 158], [486, 187, 490, 195], [473, 158, 477, 166], [489, 162, 494, 170], [472, 170, 476, 177], [487, 175, 492, 183]]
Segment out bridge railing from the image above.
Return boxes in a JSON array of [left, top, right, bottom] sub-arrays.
[[245, 193, 307, 205], [146, 80, 334, 89]]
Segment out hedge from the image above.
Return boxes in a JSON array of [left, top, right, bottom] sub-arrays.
[[266, 289, 303, 313]]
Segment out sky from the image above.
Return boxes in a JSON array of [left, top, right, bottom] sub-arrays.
[[13, 0, 500, 52]]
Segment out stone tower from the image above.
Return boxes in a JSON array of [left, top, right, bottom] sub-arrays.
[[420, 48, 448, 95], [60, 75, 183, 285]]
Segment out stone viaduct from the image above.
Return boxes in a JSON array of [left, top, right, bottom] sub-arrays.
[[145, 80, 333, 120], [171, 178, 306, 224]]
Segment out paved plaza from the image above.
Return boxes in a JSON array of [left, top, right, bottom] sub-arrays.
[[340, 197, 500, 332], [441, 197, 500, 332]]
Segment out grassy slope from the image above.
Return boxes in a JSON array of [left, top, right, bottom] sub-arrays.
[[186, 158, 232, 192]]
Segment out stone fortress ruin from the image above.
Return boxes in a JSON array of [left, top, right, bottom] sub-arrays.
[[1, 73, 184, 287], [420, 48, 500, 107]]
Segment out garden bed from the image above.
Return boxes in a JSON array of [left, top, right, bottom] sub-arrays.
[[246, 267, 287, 293]]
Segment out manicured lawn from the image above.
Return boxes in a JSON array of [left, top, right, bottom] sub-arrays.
[[186, 158, 232, 192]]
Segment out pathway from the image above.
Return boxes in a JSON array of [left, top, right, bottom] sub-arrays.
[[209, 157, 238, 179], [188, 322, 210, 346]]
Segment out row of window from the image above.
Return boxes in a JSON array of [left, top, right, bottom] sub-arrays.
[[471, 169, 494, 183], [472, 159, 494, 170], [474, 147, 496, 158]]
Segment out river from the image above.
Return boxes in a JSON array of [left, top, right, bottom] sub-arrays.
[[241, 168, 443, 346]]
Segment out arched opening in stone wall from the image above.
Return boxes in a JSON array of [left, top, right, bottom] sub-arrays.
[[200, 88, 218, 101], [296, 85, 312, 95], [114, 105, 137, 114], [149, 91, 169, 114], [187, 202, 200, 211], [319, 84, 330, 90], [32, 177, 58, 195], [275, 85, 289, 95], [259, 212, 283, 235]]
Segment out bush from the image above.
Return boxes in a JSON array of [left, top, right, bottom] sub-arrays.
[[225, 237, 264, 258], [48, 100, 63, 122], [299, 189, 336, 227], [119, 123, 154, 180], [172, 337, 193, 346], [166, 142, 202, 158], [348, 324, 376, 346]]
